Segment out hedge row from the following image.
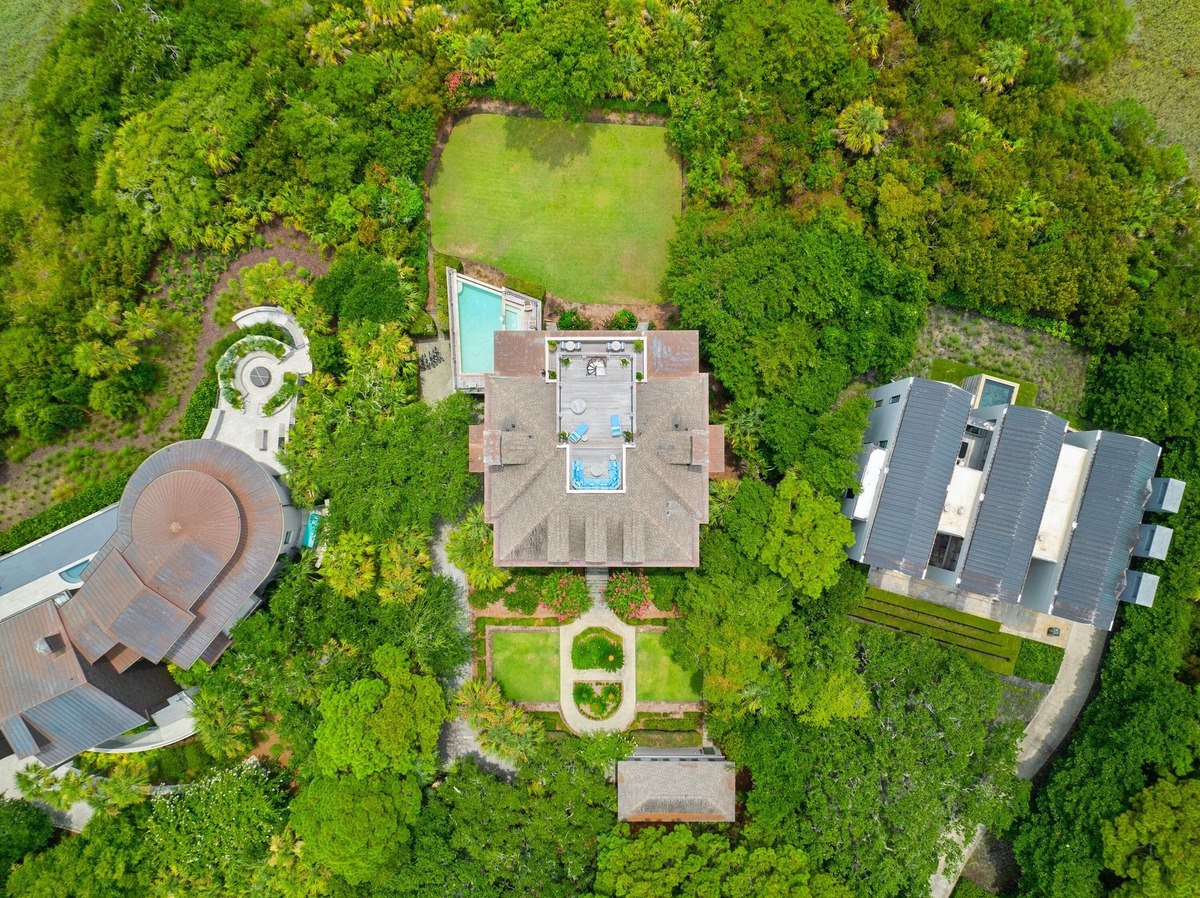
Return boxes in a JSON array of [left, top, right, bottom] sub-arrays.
[[630, 711, 702, 732], [856, 599, 1017, 651], [433, 252, 461, 333], [631, 730, 704, 749], [864, 587, 1004, 633], [503, 274, 546, 301], [854, 606, 1017, 675], [0, 473, 131, 556]]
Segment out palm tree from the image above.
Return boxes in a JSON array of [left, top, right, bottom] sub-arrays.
[[365, 0, 409, 28], [191, 689, 265, 760], [321, 530, 378, 598], [836, 98, 889, 156], [850, 0, 890, 60], [377, 529, 431, 605], [976, 40, 1026, 92], [447, 505, 511, 593], [121, 303, 163, 343], [306, 19, 357, 67]]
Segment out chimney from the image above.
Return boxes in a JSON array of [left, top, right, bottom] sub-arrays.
[[34, 634, 66, 657]]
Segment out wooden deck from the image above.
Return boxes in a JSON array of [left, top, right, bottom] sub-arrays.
[[557, 353, 635, 440]]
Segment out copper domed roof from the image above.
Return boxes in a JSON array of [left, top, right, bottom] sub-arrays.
[[62, 440, 284, 669]]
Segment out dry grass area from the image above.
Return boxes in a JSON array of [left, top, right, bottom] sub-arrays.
[[909, 305, 1090, 425], [1084, 0, 1200, 170]]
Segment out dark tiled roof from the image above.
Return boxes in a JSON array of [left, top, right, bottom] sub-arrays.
[[959, 407, 1066, 602], [482, 333, 711, 567], [1054, 433, 1160, 629], [617, 759, 735, 822], [863, 380, 973, 575]]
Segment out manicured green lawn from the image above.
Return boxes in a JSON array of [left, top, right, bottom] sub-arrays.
[[636, 631, 702, 702], [430, 113, 681, 305], [490, 628, 560, 702]]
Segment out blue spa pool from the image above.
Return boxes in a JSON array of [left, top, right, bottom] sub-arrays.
[[456, 278, 521, 374], [978, 377, 1017, 407], [301, 512, 323, 549]]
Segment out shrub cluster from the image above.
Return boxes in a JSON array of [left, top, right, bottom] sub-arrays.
[[571, 628, 624, 672]]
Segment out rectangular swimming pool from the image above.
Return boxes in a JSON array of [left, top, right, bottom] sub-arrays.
[[457, 278, 513, 374], [978, 377, 1017, 407]]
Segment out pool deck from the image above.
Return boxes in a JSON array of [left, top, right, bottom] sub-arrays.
[[448, 270, 542, 392]]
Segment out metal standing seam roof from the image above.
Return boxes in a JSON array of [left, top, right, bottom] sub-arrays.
[[1053, 433, 1160, 629], [0, 600, 147, 767], [959, 407, 1066, 603], [64, 440, 284, 670], [863, 380, 973, 576]]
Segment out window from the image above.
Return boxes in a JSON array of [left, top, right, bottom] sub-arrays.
[[843, 487, 856, 500], [929, 533, 963, 571], [877, 439, 888, 449], [873, 399, 882, 408], [889, 394, 901, 404], [284, 531, 293, 545]]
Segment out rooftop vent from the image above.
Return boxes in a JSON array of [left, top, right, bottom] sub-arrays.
[[34, 634, 66, 656]]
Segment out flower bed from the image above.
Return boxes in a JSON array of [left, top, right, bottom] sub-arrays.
[[574, 682, 622, 720], [572, 627, 624, 672], [215, 336, 288, 410]]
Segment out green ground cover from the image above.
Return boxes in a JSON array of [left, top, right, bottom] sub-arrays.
[[430, 113, 681, 305], [636, 631, 703, 701], [0, 0, 80, 102], [1014, 639, 1066, 685], [490, 628, 560, 702], [1084, 0, 1199, 170], [571, 627, 624, 672], [928, 359, 1038, 408], [854, 588, 1021, 675]]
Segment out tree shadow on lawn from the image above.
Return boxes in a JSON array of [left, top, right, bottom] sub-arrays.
[[504, 115, 595, 168]]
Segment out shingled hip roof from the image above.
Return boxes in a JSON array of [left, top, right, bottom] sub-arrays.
[[616, 758, 736, 822]]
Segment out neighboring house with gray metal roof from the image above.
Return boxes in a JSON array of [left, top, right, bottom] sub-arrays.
[[843, 377, 1184, 630], [616, 750, 736, 823], [471, 331, 723, 567], [0, 440, 300, 767]]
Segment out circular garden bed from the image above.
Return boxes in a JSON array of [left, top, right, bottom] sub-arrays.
[[571, 627, 624, 672], [574, 682, 622, 720]]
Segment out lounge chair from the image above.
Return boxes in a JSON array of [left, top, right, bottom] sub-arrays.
[[610, 415, 622, 438], [568, 422, 589, 443]]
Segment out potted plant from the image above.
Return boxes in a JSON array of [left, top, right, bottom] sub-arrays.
[[635, 372, 643, 381], [558, 431, 568, 443], [620, 358, 630, 367], [561, 357, 571, 367], [548, 371, 557, 380], [633, 340, 644, 352], [623, 430, 634, 442], [547, 340, 558, 351]]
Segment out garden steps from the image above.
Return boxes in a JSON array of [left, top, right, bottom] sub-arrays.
[[585, 567, 609, 606]]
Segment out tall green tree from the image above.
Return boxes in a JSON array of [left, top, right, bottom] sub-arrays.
[[496, 0, 615, 120], [1102, 776, 1200, 897], [759, 474, 854, 598]]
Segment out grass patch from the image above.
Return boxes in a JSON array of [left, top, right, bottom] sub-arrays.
[[0, 0, 81, 102], [636, 631, 703, 702], [854, 588, 1020, 675], [632, 730, 703, 749], [572, 627, 624, 672], [431, 113, 681, 304], [928, 359, 1038, 408], [490, 628, 560, 702], [1084, 0, 1200, 170], [1014, 640, 1065, 685]]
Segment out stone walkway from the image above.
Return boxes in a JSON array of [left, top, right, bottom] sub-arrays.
[[559, 606, 638, 733], [431, 521, 514, 776], [1016, 623, 1108, 778]]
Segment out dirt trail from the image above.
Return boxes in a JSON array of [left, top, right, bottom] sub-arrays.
[[0, 222, 327, 528]]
